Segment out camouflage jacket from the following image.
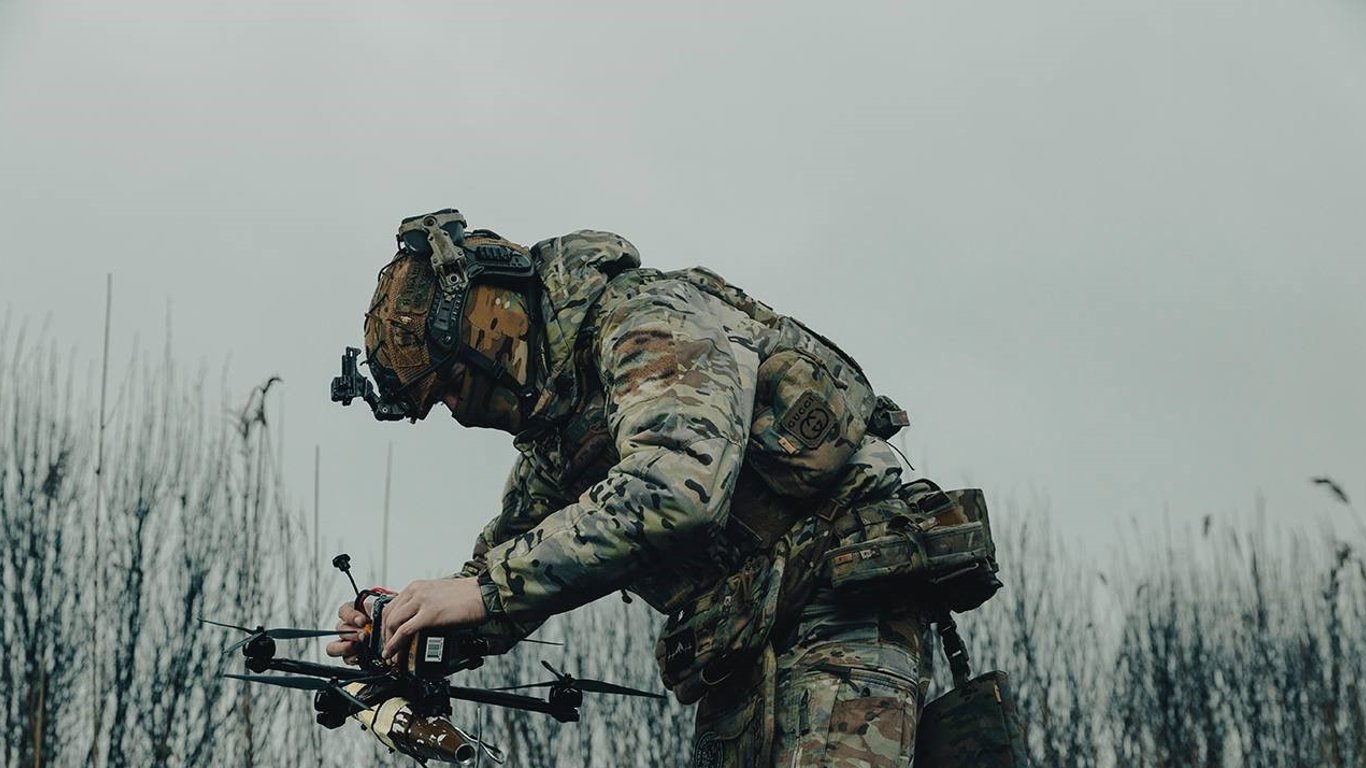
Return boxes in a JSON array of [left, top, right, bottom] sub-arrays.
[[460, 231, 904, 631]]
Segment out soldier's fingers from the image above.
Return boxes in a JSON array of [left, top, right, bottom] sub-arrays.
[[326, 626, 369, 657], [339, 603, 369, 627], [335, 617, 364, 634], [325, 638, 354, 658], [390, 581, 427, 613], [381, 589, 413, 628], [338, 602, 360, 626], [383, 609, 425, 660], [333, 622, 366, 652], [382, 595, 420, 649]]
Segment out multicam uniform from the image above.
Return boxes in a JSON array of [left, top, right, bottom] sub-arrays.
[[459, 231, 929, 767]]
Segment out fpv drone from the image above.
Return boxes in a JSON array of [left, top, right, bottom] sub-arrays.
[[206, 554, 663, 765]]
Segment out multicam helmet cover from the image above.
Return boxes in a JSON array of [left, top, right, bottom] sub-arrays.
[[442, 280, 535, 430], [364, 251, 444, 419], [360, 209, 539, 424]]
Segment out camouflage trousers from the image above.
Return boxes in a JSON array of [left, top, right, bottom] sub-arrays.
[[689, 589, 933, 768]]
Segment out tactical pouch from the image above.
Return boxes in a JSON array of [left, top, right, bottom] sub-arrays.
[[915, 671, 1028, 767], [824, 484, 1002, 613], [913, 612, 1028, 767], [688, 645, 777, 768], [655, 551, 787, 705]]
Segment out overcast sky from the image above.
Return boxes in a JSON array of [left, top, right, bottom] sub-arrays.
[[2, 0, 1363, 588]]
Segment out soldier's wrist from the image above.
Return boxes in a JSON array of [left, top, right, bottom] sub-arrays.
[[476, 570, 506, 618]]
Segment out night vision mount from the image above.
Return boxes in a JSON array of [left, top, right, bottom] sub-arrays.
[[331, 347, 411, 421]]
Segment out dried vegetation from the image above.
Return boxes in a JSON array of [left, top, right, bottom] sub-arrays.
[[2, 325, 1360, 767]]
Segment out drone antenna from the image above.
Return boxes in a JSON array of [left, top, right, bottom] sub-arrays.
[[332, 553, 361, 599], [541, 660, 568, 681]]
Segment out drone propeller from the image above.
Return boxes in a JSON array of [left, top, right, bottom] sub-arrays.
[[197, 617, 253, 633], [223, 673, 380, 712], [199, 617, 363, 655], [276, 627, 363, 640], [491, 660, 664, 699], [225, 673, 338, 691], [490, 679, 664, 699], [221, 629, 362, 657]]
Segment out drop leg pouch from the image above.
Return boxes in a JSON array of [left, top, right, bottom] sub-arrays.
[[913, 671, 1028, 768]]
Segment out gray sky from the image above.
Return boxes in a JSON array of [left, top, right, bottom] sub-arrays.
[[2, 0, 1363, 586]]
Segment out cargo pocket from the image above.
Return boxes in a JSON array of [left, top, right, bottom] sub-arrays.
[[782, 663, 919, 767], [827, 666, 919, 766], [779, 670, 839, 767]]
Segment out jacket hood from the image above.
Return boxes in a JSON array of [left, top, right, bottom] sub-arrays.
[[525, 230, 641, 427]]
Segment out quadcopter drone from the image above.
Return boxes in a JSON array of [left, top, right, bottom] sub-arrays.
[[207, 554, 663, 766]]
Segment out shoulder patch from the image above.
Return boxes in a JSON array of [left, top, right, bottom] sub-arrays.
[[780, 390, 835, 450]]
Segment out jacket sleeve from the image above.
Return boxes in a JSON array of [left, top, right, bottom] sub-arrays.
[[459, 453, 569, 578], [477, 280, 755, 623]]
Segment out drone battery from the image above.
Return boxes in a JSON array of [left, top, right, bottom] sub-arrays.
[[409, 631, 450, 676]]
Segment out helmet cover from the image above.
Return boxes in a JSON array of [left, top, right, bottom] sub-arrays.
[[364, 253, 443, 419], [441, 236, 536, 429], [363, 231, 535, 423]]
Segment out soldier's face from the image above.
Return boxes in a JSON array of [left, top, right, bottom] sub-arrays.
[[438, 361, 469, 418], [439, 363, 525, 434]]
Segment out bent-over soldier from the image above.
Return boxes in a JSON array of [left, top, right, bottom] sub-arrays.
[[328, 209, 941, 766]]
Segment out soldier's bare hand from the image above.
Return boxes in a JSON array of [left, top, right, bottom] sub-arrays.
[[381, 577, 488, 660], [325, 602, 370, 665]]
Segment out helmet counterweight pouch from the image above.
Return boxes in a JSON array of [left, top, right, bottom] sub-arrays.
[[914, 613, 1029, 767]]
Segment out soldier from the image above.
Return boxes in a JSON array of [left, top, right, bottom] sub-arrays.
[[327, 210, 931, 766]]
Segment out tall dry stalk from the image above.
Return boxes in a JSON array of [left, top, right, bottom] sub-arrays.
[[0, 325, 319, 767]]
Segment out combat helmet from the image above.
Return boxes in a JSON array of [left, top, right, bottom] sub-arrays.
[[337, 209, 543, 430]]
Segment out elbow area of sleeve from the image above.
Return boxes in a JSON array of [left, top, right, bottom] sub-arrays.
[[480, 434, 742, 621]]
